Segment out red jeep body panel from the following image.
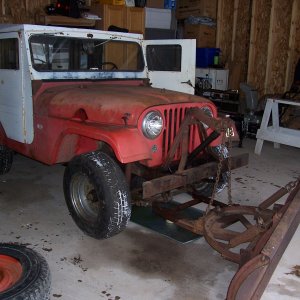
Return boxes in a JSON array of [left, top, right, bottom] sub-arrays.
[[2, 80, 220, 167]]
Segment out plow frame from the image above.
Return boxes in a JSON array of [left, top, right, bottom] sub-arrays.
[[135, 107, 243, 200], [130, 107, 300, 299], [153, 179, 300, 300], [227, 181, 300, 299]]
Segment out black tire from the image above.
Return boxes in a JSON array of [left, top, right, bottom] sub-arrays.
[[64, 151, 131, 239], [193, 145, 229, 197], [0, 145, 13, 175], [0, 244, 51, 300]]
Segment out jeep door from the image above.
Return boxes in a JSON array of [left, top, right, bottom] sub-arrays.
[[0, 32, 33, 143], [142, 39, 196, 95]]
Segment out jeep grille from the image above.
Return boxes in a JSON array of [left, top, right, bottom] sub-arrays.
[[162, 105, 203, 161]]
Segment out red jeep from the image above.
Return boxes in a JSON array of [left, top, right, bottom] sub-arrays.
[[0, 24, 244, 239]]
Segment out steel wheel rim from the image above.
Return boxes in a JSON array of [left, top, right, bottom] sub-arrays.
[[70, 172, 100, 222], [0, 254, 23, 292]]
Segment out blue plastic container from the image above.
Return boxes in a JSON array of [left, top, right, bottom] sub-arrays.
[[196, 48, 220, 68], [164, 0, 176, 9]]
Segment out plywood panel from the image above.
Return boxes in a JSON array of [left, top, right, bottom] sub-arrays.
[[285, 0, 300, 90], [126, 7, 144, 34], [5, 0, 27, 23], [103, 4, 125, 30], [218, 0, 300, 98], [216, 0, 234, 65], [217, 0, 251, 89], [235, 1, 251, 78], [0, 0, 4, 16], [26, 0, 50, 21], [247, 0, 272, 96], [231, 0, 251, 87], [0, 0, 50, 24], [265, 0, 294, 94]]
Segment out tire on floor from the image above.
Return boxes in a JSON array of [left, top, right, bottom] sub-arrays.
[[0, 243, 51, 300]]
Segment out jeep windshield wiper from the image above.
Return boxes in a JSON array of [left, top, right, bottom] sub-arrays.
[[94, 36, 117, 48]]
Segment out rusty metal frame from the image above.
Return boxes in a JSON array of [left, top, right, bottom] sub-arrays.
[[153, 178, 300, 300], [127, 107, 245, 200], [162, 107, 233, 171], [226, 180, 300, 300], [128, 107, 300, 298], [142, 153, 248, 199]]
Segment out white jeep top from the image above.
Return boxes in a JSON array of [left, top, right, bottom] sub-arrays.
[[0, 24, 195, 144]]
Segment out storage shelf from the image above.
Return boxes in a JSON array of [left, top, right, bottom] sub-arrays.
[[41, 15, 96, 27]]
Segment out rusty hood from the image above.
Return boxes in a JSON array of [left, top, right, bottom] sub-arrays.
[[35, 83, 211, 126]]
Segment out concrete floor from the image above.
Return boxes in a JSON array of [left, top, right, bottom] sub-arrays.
[[0, 138, 299, 300]]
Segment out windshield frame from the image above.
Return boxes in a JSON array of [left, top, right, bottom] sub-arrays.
[[24, 28, 147, 81]]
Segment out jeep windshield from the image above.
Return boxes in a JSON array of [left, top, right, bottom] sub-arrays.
[[29, 35, 144, 72]]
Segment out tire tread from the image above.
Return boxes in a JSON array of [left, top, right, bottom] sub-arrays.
[[64, 151, 131, 239], [0, 244, 51, 300]]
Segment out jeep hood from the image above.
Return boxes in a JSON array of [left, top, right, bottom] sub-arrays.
[[36, 83, 210, 126]]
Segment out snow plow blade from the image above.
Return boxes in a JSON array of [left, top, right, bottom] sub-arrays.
[[227, 180, 300, 299]]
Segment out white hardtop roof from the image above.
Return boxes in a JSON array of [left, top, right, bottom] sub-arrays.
[[0, 24, 143, 40]]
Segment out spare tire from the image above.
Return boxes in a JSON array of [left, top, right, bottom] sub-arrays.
[[0, 244, 51, 300]]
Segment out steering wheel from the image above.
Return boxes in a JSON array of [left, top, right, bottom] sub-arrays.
[[98, 62, 118, 70]]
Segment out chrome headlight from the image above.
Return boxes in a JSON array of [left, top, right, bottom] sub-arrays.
[[202, 106, 213, 117], [142, 111, 163, 139]]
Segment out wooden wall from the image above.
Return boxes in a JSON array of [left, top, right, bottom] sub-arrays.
[[217, 0, 300, 97], [0, 0, 51, 24], [1, 0, 299, 97]]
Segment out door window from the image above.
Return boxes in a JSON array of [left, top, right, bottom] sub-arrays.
[[146, 44, 182, 71], [0, 38, 19, 69]]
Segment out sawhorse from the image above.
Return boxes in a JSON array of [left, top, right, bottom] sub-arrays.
[[255, 98, 300, 155]]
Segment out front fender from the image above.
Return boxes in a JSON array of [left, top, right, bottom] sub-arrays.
[[97, 127, 152, 163], [55, 124, 152, 164]]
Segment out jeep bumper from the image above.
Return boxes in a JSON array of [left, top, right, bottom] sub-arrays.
[[142, 152, 249, 199]]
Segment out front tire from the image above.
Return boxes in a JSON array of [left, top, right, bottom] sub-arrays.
[[64, 151, 131, 239]]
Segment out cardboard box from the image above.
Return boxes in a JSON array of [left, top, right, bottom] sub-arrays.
[[176, 0, 217, 19], [195, 68, 229, 90], [146, 0, 164, 8], [184, 24, 216, 48], [145, 8, 172, 29]]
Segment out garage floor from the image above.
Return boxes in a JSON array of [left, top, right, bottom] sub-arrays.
[[0, 138, 299, 300]]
